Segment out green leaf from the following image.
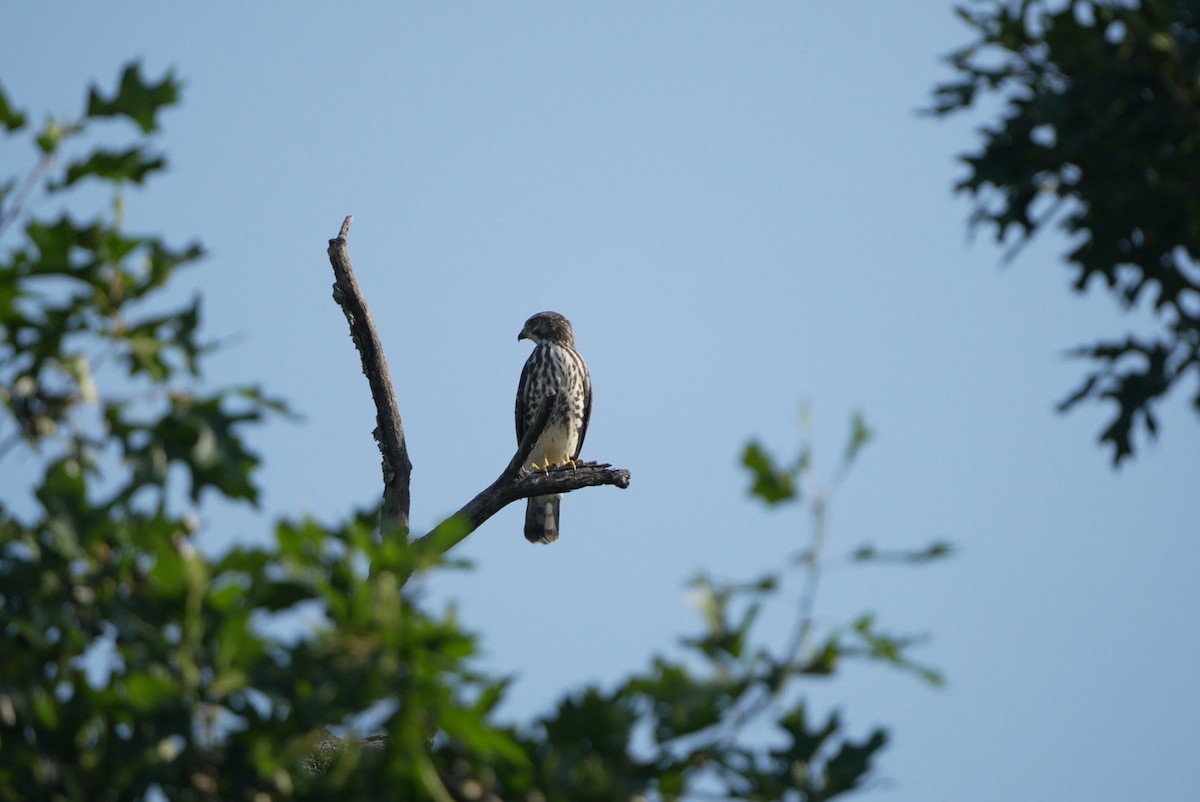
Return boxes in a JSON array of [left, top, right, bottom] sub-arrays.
[[438, 703, 528, 767], [800, 636, 840, 676], [822, 729, 888, 797], [627, 659, 743, 743], [125, 669, 180, 711], [140, 240, 205, 296], [210, 668, 249, 698], [0, 82, 27, 131], [59, 146, 167, 188], [233, 384, 298, 419], [470, 678, 511, 718], [741, 440, 797, 505], [841, 411, 873, 469], [772, 703, 838, 765], [34, 117, 83, 155], [31, 688, 59, 728], [26, 214, 105, 277], [410, 514, 471, 568], [144, 392, 265, 504], [86, 62, 181, 133], [120, 298, 204, 379], [848, 614, 945, 687], [851, 540, 954, 564]]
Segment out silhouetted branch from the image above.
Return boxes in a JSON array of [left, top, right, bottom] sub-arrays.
[[327, 215, 412, 532]]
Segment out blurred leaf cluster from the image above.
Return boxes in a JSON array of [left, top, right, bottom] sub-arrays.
[[0, 64, 526, 802], [1, 65, 946, 801], [496, 419, 946, 801], [932, 0, 1200, 463]]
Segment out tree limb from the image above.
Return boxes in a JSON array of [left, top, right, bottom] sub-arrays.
[[415, 390, 631, 555], [326, 216, 630, 555], [327, 215, 412, 532]]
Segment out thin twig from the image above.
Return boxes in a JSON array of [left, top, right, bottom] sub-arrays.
[[714, 462, 829, 748], [0, 154, 53, 238], [780, 495, 827, 671], [327, 215, 412, 533]]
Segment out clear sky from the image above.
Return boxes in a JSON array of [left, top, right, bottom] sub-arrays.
[[3, 4, 1198, 801]]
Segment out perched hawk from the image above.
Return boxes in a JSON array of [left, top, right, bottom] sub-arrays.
[[515, 311, 592, 543]]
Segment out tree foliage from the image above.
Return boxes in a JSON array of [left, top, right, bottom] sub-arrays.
[[933, 0, 1200, 463], [0, 65, 944, 800]]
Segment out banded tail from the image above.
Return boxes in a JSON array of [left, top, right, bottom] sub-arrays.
[[524, 494, 561, 543]]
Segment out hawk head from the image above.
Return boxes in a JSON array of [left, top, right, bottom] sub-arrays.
[[518, 311, 576, 346]]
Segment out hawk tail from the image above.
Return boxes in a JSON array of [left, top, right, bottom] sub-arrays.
[[524, 494, 560, 544]]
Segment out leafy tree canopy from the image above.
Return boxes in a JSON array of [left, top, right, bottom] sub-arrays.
[[933, 0, 1200, 463]]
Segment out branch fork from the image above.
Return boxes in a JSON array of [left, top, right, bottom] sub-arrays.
[[326, 216, 629, 555]]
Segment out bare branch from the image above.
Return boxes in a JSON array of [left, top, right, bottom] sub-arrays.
[[415, 392, 630, 555], [327, 215, 412, 532], [325, 217, 630, 554]]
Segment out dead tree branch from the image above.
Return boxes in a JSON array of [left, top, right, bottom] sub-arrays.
[[415, 391, 631, 555], [326, 216, 630, 554], [327, 215, 412, 532]]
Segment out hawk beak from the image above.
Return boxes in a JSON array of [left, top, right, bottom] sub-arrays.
[[517, 330, 527, 342]]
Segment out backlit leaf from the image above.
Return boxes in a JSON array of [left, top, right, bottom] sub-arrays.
[[86, 62, 180, 133]]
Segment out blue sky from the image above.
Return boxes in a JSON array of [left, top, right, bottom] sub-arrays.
[[3, 4, 1198, 801]]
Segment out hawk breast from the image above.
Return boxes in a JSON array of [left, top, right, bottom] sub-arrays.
[[518, 340, 591, 468]]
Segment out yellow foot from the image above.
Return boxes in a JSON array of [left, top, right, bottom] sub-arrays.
[[530, 457, 583, 472]]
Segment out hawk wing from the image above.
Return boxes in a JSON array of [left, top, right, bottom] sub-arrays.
[[515, 340, 591, 458], [515, 350, 534, 444], [572, 368, 592, 461]]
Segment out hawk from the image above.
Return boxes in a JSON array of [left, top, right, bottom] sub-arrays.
[[515, 311, 592, 544]]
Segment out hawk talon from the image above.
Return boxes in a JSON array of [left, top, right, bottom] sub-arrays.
[[530, 458, 583, 473]]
